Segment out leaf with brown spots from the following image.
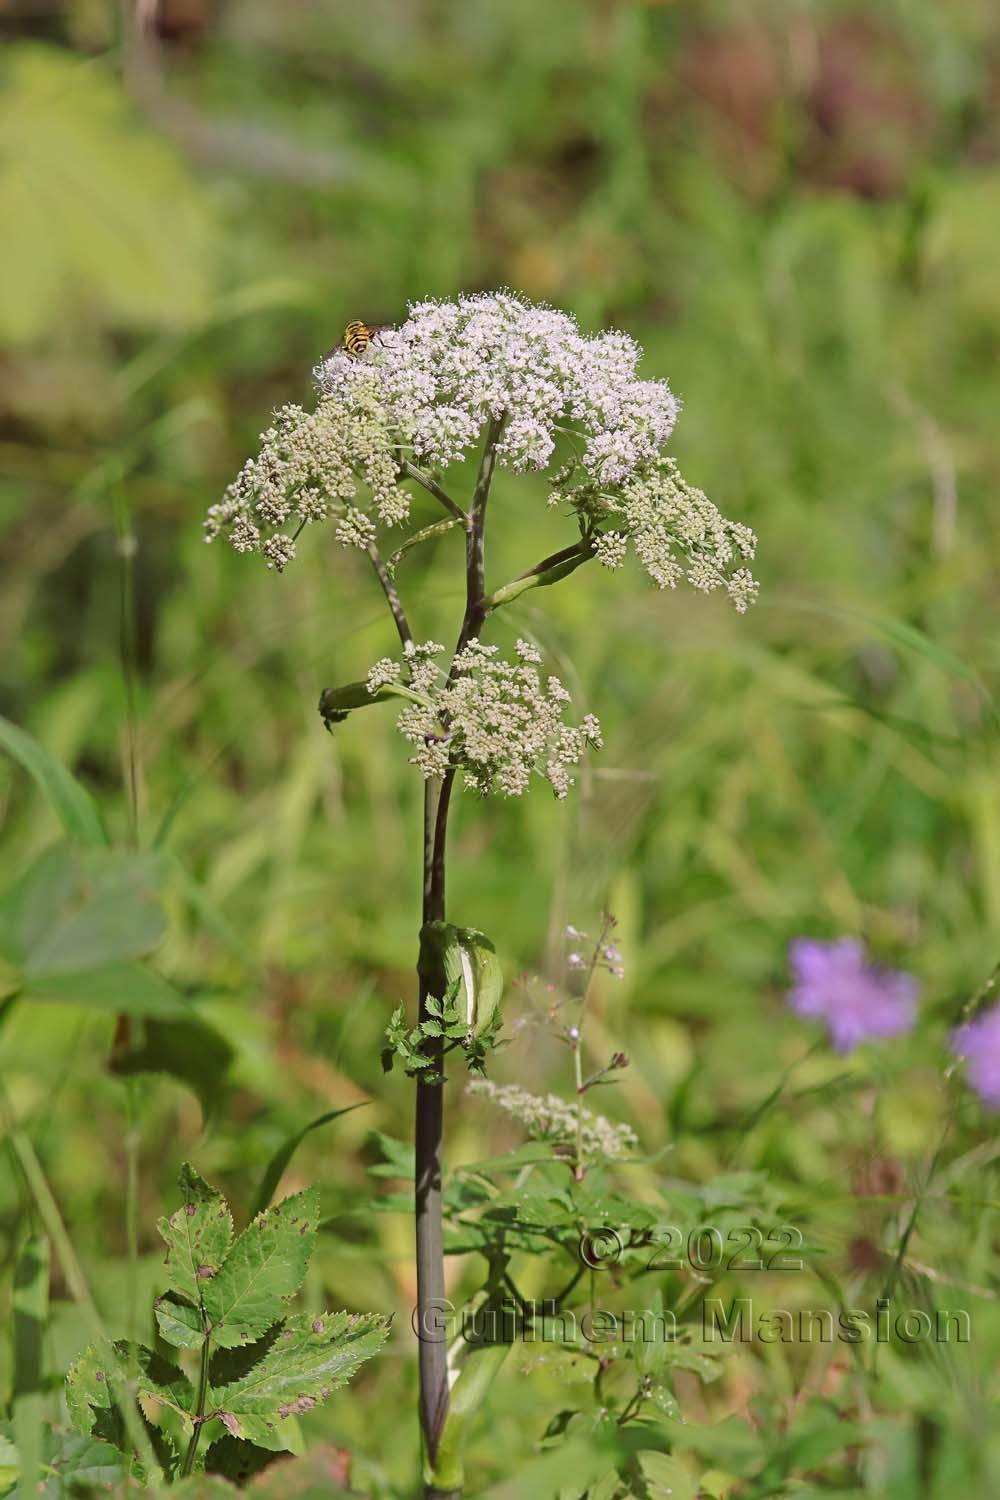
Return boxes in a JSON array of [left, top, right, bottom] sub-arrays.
[[202, 1187, 318, 1349], [208, 1309, 390, 1447], [157, 1163, 233, 1306]]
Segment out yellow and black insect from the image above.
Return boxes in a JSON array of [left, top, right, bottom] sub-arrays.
[[341, 319, 388, 357]]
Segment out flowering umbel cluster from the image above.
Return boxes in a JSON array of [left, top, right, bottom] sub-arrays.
[[204, 387, 406, 570], [368, 638, 601, 798], [466, 1078, 638, 1164], [205, 290, 757, 607]]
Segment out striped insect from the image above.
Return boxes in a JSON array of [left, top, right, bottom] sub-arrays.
[[340, 319, 389, 357]]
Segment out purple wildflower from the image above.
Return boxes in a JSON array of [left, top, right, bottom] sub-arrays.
[[951, 1002, 1000, 1109], [787, 938, 918, 1053]]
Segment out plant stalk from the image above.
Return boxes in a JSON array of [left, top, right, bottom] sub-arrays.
[[180, 1314, 212, 1478], [414, 415, 503, 1497]]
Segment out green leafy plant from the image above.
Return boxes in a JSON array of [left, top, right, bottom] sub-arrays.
[[382, 922, 505, 1083], [209, 289, 758, 1495], [65, 1166, 389, 1486]]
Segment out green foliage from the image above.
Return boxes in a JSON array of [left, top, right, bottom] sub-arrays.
[[383, 922, 506, 1081], [200, 1188, 318, 1350], [382, 984, 504, 1084], [210, 1311, 391, 1448], [0, 718, 107, 848], [251, 1106, 368, 1220], [5, 1, 1000, 1494], [158, 1166, 234, 1306], [66, 1168, 389, 1484], [0, 47, 215, 345], [0, 841, 188, 1018]]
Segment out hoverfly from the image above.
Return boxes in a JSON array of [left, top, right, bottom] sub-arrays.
[[339, 319, 390, 357]]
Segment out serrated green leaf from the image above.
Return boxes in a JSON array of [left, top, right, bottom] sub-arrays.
[[66, 1342, 193, 1434], [203, 1188, 318, 1349], [210, 1310, 389, 1446], [158, 1165, 234, 1307], [132, 1346, 195, 1420], [155, 1293, 205, 1351], [65, 1344, 116, 1438]]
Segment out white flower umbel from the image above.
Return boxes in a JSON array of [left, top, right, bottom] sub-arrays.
[[204, 388, 405, 570], [552, 454, 759, 611], [466, 1078, 638, 1164], [376, 638, 602, 798], [317, 291, 678, 478], [206, 290, 757, 608]]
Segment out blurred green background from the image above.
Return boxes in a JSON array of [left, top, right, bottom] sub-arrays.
[[3, 0, 1000, 1494]]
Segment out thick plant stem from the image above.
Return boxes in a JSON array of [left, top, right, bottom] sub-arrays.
[[415, 775, 451, 1492], [414, 415, 502, 1497]]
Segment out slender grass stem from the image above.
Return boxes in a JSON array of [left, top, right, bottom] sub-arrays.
[[572, 915, 614, 1182], [0, 1086, 165, 1491]]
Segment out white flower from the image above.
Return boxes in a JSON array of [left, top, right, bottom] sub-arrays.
[[317, 291, 678, 484], [366, 658, 400, 694], [554, 454, 758, 605], [466, 1078, 638, 1162], [593, 530, 627, 570], [203, 389, 404, 567], [262, 533, 296, 572], [207, 290, 757, 612], [379, 638, 601, 798]]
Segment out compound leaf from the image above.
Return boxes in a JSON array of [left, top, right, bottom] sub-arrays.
[[203, 1188, 319, 1350], [210, 1310, 390, 1446]]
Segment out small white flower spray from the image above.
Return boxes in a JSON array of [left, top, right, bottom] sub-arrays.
[[206, 291, 758, 1496]]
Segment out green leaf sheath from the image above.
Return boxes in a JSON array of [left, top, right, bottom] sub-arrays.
[[419, 922, 503, 1034], [318, 678, 424, 728]]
